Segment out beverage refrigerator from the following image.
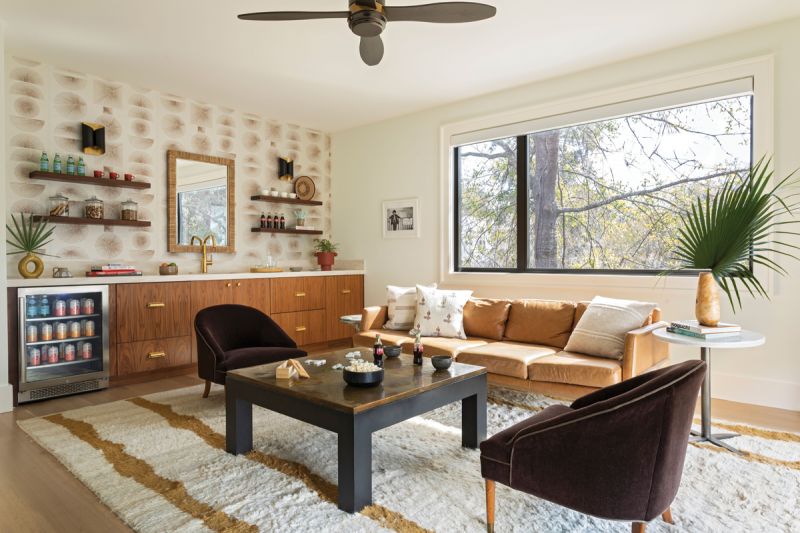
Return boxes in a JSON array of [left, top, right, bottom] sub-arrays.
[[17, 285, 110, 403]]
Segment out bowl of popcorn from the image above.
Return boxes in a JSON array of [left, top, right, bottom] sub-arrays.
[[342, 360, 384, 387]]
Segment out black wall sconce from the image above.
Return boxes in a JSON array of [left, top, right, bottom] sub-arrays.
[[81, 122, 106, 155], [278, 157, 294, 181]]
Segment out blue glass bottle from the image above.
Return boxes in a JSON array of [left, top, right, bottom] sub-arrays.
[[39, 295, 50, 317], [26, 296, 38, 318]]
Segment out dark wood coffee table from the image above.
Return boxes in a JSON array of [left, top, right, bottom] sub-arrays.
[[225, 348, 487, 513]]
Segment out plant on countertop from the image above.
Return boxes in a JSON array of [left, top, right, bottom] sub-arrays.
[[313, 238, 339, 271], [313, 238, 339, 253], [668, 157, 800, 322], [6, 213, 57, 279]]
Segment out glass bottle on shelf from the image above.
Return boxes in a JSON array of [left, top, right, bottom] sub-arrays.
[[39, 295, 50, 317], [40, 152, 49, 172], [53, 154, 62, 173], [77, 156, 85, 176], [66, 155, 75, 175], [84, 196, 104, 219], [260, 213, 266, 228]]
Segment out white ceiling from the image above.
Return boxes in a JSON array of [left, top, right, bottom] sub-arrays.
[[2, 1, 799, 132]]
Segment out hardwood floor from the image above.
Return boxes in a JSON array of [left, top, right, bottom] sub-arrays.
[[0, 372, 797, 533]]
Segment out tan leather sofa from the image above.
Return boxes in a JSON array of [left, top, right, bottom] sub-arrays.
[[354, 298, 669, 399]]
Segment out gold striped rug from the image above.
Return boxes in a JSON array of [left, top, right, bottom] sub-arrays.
[[18, 385, 800, 532]]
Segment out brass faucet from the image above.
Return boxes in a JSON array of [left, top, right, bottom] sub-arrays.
[[190, 234, 217, 273]]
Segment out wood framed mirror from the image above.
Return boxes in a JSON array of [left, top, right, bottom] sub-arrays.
[[167, 150, 235, 253]]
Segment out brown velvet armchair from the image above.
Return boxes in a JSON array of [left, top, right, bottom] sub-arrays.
[[195, 304, 307, 397], [480, 359, 706, 532]]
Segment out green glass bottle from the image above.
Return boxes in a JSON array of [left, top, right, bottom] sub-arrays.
[[66, 155, 75, 175], [39, 152, 49, 172], [53, 153, 62, 173], [77, 156, 85, 176]]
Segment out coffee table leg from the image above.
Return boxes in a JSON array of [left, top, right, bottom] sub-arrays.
[[225, 383, 253, 455], [338, 418, 372, 513], [462, 384, 487, 449]]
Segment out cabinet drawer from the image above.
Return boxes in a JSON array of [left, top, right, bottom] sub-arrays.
[[325, 275, 365, 341], [117, 282, 190, 342], [272, 310, 326, 346], [271, 277, 324, 313], [116, 336, 192, 376]]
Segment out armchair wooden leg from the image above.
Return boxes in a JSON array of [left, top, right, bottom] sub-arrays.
[[662, 507, 673, 524], [485, 479, 495, 533], [202, 380, 211, 398], [632, 523, 646, 533]]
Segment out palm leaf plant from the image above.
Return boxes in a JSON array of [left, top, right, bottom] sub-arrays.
[[6, 213, 57, 257], [670, 157, 800, 311]]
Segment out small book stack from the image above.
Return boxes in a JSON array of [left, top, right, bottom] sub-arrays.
[[86, 264, 142, 277], [667, 320, 741, 339]]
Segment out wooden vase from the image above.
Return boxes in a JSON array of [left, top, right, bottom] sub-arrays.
[[18, 252, 44, 279], [695, 272, 720, 327]]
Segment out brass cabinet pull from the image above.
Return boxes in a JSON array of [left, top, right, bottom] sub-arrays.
[[226, 283, 232, 287], [146, 302, 165, 308], [295, 326, 307, 332], [147, 351, 166, 359], [236, 282, 242, 287], [341, 289, 352, 294], [295, 292, 306, 297]]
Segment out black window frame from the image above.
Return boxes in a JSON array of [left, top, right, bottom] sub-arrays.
[[453, 99, 755, 276]]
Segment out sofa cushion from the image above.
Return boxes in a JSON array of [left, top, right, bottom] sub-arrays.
[[503, 299, 576, 349], [412, 285, 472, 339], [463, 299, 511, 341], [401, 336, 489, 357], [457, 342, 557, 379], [564, 296, 657, 360], [354, 329, 414, 347], [221, 347, 307, 371], [529, 351, 622, 388], [384, 284, 435, 330]]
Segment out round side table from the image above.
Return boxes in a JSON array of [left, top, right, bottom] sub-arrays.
[[340, 314, 363, 333], [653, 327, 765, 454]]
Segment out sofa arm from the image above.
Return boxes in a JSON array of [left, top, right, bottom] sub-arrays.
[[622, 321, 670, 380], [359, 306, 388, 331]]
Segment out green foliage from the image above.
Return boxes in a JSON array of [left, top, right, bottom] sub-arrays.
[[6, 213, 56, 256], [670, 157, 800, 310], [313, 238, 339, 253]]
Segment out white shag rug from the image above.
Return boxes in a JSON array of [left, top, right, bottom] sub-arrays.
[[18, 384, 800, 533]]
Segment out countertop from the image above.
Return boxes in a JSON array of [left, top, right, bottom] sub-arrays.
[[6, 269, 365, 288]]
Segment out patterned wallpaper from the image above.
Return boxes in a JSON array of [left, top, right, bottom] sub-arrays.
[[5, 56, 331, 276]]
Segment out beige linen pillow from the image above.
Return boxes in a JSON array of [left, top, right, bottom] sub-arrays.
[[411, 285, 473, 339], [384, 284, 435, 330], [564, 296, 656, 360]]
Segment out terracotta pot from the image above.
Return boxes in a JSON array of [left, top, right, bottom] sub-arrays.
[[695, 272, 720, 327], [18, 252, 44, 279], [315, 251, 337, 271]]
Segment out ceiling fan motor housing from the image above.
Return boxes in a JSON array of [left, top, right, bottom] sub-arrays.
[[348, 2, 387, 37]]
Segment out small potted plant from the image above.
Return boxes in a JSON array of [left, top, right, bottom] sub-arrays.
[[293, 209, 307, 228], [313, 238, 338, 271], [6, 213, 56, 279]]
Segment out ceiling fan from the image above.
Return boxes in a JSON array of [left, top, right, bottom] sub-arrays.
[[237, 1, 497, 66]]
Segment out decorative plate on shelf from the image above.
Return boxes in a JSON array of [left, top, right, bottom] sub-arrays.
[[294, 176, 316, 201]]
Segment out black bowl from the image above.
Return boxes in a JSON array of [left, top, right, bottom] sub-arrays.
[[343, 368, 384, 387], [431, 355, 453, 371], [384, 345, 402, 358]]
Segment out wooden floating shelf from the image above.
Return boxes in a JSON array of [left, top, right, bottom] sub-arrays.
[[251, 227, 323, 235], [30, 171, 151, 189], [250, 195, 322, 206], [33, 215, 151, 228]]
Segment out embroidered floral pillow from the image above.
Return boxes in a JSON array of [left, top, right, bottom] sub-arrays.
[[411, 285, 473, 339]]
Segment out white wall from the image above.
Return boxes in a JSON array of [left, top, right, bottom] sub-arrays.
[[0, 23, 12, 413], [333, 17, 800, 411]]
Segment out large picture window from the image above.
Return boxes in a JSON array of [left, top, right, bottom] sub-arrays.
[[454, 88, 752, 273]]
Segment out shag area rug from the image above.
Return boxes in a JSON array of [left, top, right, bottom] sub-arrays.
[[18, 384, 800, 532]]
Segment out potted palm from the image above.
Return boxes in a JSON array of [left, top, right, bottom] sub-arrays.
[[671, 158, 800, 325], [6, 213, 56, 279], [313, 238, 338, 271]]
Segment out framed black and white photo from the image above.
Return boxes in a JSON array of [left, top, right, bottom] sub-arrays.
[[382, 198, 420, 238]]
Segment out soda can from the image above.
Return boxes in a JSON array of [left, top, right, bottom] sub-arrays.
[[63, 343, 76, 362], [81, 298, 95, 315], [46, 346, 58, 364], [53, 299, 67, 317], [69, 321, 81, 338], [68, 299, 81, 316], [40, 323, 53, 341], [28, 347, 41, 366], [83, 319, 96, 337], [55, 322, 68, 340], [26, 324, 38, 343], [80, 342, 92, 360]]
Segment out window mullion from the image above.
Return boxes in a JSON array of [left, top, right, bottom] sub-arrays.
[[453, 147, 461, 272], [516, 136, 529, 272]]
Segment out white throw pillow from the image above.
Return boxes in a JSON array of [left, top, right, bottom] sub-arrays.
[[384, 284, 435, 330], [411, 285, 473, 339], [564, 296, 656, 360]]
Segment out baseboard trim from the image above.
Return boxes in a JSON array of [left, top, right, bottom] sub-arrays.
[[713, 372, 800, 412], [0, 383, 14, 413]]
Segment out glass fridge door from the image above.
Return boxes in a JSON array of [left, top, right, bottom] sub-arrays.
[[19, 285, 109, 390]]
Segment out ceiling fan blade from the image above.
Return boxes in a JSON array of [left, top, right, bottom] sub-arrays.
[[384, 2, 496, 23], [359, 36, 384, 66], [238, 11, 349, 21]]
